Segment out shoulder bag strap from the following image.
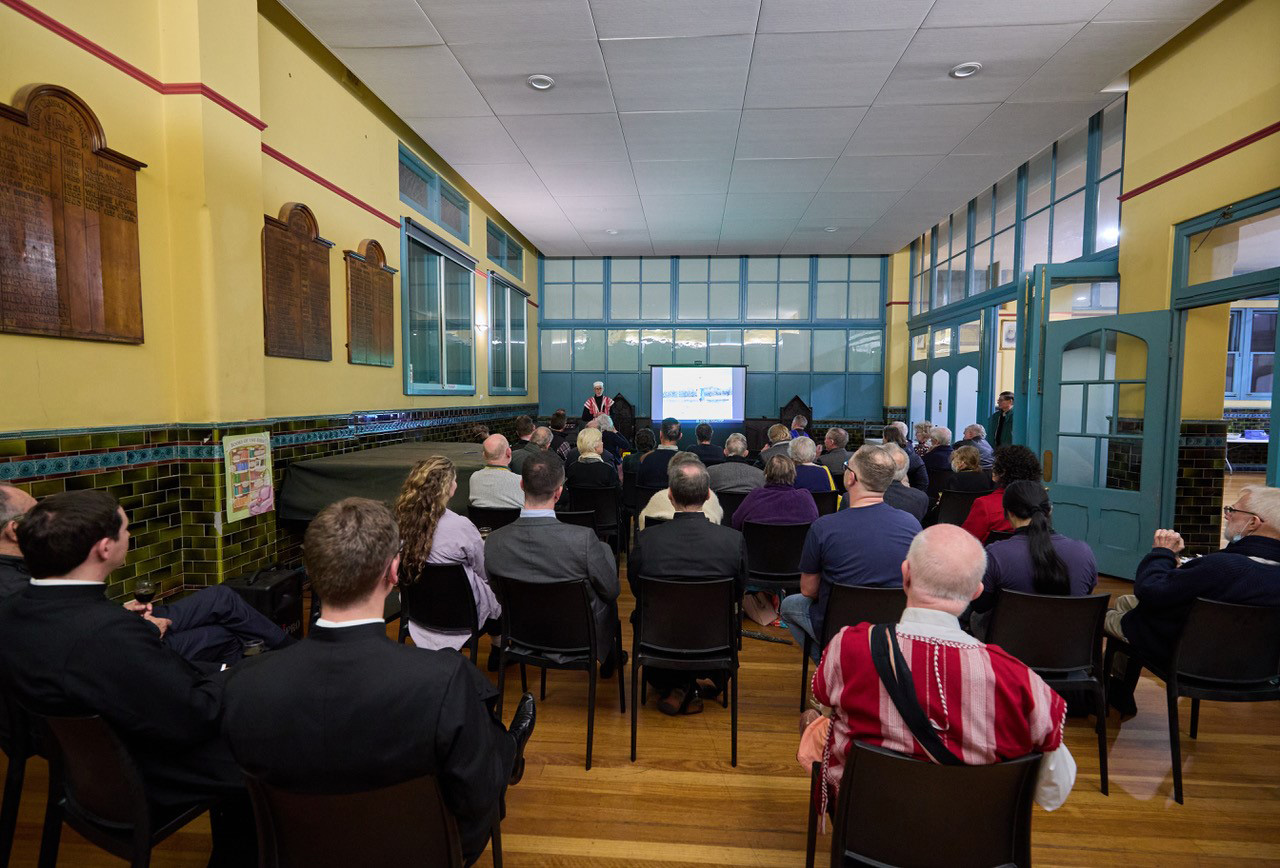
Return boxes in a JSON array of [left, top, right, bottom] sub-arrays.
[[869, 623, 964, 766]]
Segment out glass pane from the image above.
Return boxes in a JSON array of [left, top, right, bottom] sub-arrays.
[[1252, 354, 1274, 394], [510, 299, 526, 389], [641, 283, 670, 320], [642, 256, 672, 281], [1226, 352, 1236, 393], [958, 320, 981, 354], [1062, 330, 1104, 380], [611, 282, 640, 319], [956, 365, 978, 436], [970, 239, 992, 295], [813, 330, 846, 371], [607, 328, 640, 370], [991, 228, 1015, 288], [1023, 209, 1050, 271], [1060, 384, 1084, 433], [710, 257, 740, 281], [574, 329, 604, 370], [505, 242, 523, 279], [932, 328, 952, 358], [678, 282, 709, 319], [674, 328, 707, 365], [1250, 310, 1276, 351], [399, 160, 430, 213], [746, 282, 776, 318], [850, 257, 880, 281], [849, 283, 879, 319], [443, 259, 473, 386], [612, 257, 640, 281], [708, 329, 741, 364], [743, 329, 776, 371], [911, 333, 928, 362], [973, 187, 994, 240], [575, 283, 603, 319], [935, 220, 951, 261], [1095, 173, 1121, 249], [777, 283, 809, 319], [1116, 383, 1145, 435], [931, 369, 950, 426], [1188, 208, 1280, 284], [1085, 382, 1114, 435], [709, 284, 739, 319], [1057, 436, 1096, 487], [815, 282, 846, 319], [951, 249, 968, 298], [995, 171, 1017, 232], [540, 328, 571, 371], [576, 258, 604, 281], [439, 183, 467, 238], [910, 370, 927, 426], [487, 223, 503, 263], [921, 228, 933, 271], [1051, 191, 1086, 263], [1227, 311, 1242, 351], [543, 258, 573, 282], [817, 256, 848, 280], [1055, 123, 1088, 196], [641, 328, 673, 367], [933, 267, 950, 309], [543, 283, 572, 320], [680, 256, 709, 280], [1026, 147, 1053, 214], [1105, 438, 1141, 491], [848, 330, 882, 373], [407, 241, 441, 385], [777, 329, 811, 371], [491, 286, 507, 389], [951, 205, 968, 251], [1099, 98, 1125, 177], [779, 257, 809, 281], [747, 257, 777, 280]]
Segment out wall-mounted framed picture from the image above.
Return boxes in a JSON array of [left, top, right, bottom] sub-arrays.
[[1000, 320, 1018, 349]]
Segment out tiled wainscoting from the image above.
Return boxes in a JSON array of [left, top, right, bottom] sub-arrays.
[[0, 405, 536, 601], [1173, 419, 1227, 555]]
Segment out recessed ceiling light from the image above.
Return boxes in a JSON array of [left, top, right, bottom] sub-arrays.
[[948, 61, 983, 79], [823, 226, 839, 232], [605, 229, 619, 235], [526, 74, 555, 91]]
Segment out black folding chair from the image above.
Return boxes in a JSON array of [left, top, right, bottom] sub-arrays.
[[640, 515, 669, 528], [246, 772, 501, 868], [621, 469, 639, 549], [810, 490, 838, 516], [741, 521, 812, 596], [936, 489, 984, 525], [555, 509, 596, 530], [491, 575, 625, 771], [0, 692, 42, 868], [635, 485, 665, 515], [1104, 598, 1280, 803], [631, 577, 739, 766], [716, 490, 747, 527], [800, 584, 906, 710], [987, 589, 1112, 794], [926, 467, 954, 503], [30, 712, 212, 868], [564, 486, 622, 555], [807, 742, 1041, 868], [467, 506, 520, 535], [398, 563, 483, 663]]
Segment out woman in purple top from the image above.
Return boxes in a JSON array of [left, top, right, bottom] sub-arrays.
[[732, 455, 819, 530], [971, 481, 1098, 620]]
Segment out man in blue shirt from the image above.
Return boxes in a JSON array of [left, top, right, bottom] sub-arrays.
[[779, 445, 921, 660]]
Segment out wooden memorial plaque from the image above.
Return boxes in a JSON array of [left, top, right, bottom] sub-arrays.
[[262, 202, 333, 361], [0, 84, 146, 343], [344, 238, 396, 367]]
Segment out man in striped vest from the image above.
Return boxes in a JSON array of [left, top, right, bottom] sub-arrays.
[[582, 381, 613, 423]]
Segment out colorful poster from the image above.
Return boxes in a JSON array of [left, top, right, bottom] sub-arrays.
[[224, 432, 274, 523]]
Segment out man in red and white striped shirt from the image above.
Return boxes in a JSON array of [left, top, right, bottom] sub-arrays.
[[809, 524, 1075, 811], [582, 381, 612, 423]]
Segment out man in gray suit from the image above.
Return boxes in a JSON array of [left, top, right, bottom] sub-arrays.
[[817, 427, 852, 492], [484, 451, 623, 675], [510, 426, 552, 476], [755, 424, 792, 469], [707, 433, 765, 494]]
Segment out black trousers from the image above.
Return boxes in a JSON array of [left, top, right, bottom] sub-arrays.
[[153, 585, 294, 667]]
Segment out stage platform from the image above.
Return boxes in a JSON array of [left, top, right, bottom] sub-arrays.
[[279, 441, 486, 521]]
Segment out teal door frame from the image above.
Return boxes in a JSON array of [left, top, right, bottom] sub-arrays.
[[907, 311, 997, 436]]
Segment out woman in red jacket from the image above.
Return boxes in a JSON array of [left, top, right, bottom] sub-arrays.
[[961, 445, 1042, 542]]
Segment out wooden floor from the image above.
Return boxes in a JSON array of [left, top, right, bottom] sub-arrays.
[[4, 571, 1279, 866]]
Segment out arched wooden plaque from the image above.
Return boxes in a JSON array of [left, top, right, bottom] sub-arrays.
[[0, 84, 146, 343], [262, 202, 333, 361], [343, 238, 396, 367]]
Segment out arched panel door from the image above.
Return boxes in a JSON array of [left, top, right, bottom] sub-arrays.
[[955, 365, 979, 437], [910, 371, 927, 431], [931, 369, 950, 433]]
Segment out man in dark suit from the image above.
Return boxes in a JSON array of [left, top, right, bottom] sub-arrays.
[[0, 490, 253, 864], [816, 427, 852, 493], [690, 423, 724, 467], [629, 461, 748, 715], [486, 452, 624, 674], [881, 444, 930, 522], [922, 425, 955, 474], [638, 418, 682, 488], [222, 498, 534, 865]]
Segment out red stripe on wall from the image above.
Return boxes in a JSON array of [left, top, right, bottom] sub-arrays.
[[1118, 119, 1280, 202], [261, 143, 401, 230], [885, 300, 910, 306]]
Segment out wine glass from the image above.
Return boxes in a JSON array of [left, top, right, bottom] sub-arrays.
[[133, 578, 156, 605]]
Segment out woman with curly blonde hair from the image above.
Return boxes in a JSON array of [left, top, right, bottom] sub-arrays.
[[394, 456, 500, 651]]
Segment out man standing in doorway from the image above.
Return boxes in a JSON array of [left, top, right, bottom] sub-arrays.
[[582, 381, 613, 423], [987, 392, 1015, 448]]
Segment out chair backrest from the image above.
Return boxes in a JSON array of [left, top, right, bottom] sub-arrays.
[[985, 530, 1014, 545], [466, 506, 520, 534], [565, 486, 620, 534], [986, 590, 1110, 673], [717, 490, 747, 527], [831, 742, 1040, 868], [492, 574, 594, 658], [36, 713, 148, 828], [246, 773, 463, 868], [741, 521, 812, 575], [621, 469, 639, 511], [1174, 598, 1280, 684], [555, 509, 597, 530], [400, 563, 479, 635], [636, 577, 737, 657], [642, 515, 669, 527], [636, 485, 665, 509], [821, 584, 907, 645], [926, 468, 955, 502], [0, 688, 36, 761], [811, 490, 838, 516], [937, 489, 984, 525]]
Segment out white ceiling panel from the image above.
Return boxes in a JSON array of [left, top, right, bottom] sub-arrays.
[[281, 0, 442, 48], [1093, 0, 1219, 21], [586, 232, 655, 255], [640, 194, 728, 223], [822, 155, 942, 192], [651, 237, 728, 255], [600, 35, 754, 112], [802, 191, 904, 220], [921, 0, 1110, 29], [333, 46, 491, 117], [954, 98, 1114, 156], [558, 195, 649, 230], [499, 113, 629, 165], [589, 0, 763, 39], [407, 116, 524, 165], [729, 158, 836, 193], [744, 31, 913, 109], [719, 216, 800, 237], [757, 0, 936, 33], [913, 153, 1018, 192], [632, 161, 733, 195], [450, 40, 615, 115], [452, 163, 551, 198], [619, 111, 741, 162], [724, 193, 816, 220], [718, 238, 789, 254], [413, 0, 598, 44], [734, 108, 868, 159], [843, 103, 998, 155], [784, 227, 868, 253], [535, 162, 638, 197]]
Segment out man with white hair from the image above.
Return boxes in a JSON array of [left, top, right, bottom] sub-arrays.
[[789, 436, 835, 494], [469, 434, 525, 510], [922, 425, 954, 475], [510, 426, 552, 476], [816, 428, 852, 492], [582, 380, 612, 422], [958, 423, 995, 469], [804, 524, 1075, 813], [1106, 485, 1280, 716], [707, 433, 764, 494], [880, 444, 929, 522], [596, 414, 630, 464]]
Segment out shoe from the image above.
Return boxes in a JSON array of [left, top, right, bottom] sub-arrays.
[[599, 649, 628, 679], [1106, 683, 1138, 720], [507, 692, 536, 785], [657, 686, 704, 716], [695, 676, 723, 700]]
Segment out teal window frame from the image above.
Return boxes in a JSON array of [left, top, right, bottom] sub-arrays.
[[488, 273, 528, 396], [486, 219, 524, 281], [398, 144, 469, 244], [1223, 306, 1276, 401], [401, 217, 477, 396]]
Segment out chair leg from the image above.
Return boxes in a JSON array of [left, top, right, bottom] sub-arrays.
[[1166, 681, 1184, 804], [805, 762, 819, 868], [800, 640, 811, 712], [539, 667, 547, 701], [616, 627, 626, 714], [520, 664, 528, 694], [630, 658, 639, 763], [1190, 698, 1200, 740], [1094, 680, 1109, 796], [0, 754, 26, 868], [490, 818, 503, 868], [730, 669, 738, 768], [496, 649, 508, 719], [468, 634, 479, 665], [586, 669, 597, 772], [36, 770, 60, 868]]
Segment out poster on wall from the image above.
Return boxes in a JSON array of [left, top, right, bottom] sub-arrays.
[[224, 433, 274, 523]]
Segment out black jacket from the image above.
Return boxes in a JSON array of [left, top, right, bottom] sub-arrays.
[[566, 457, 622, 490], [906, 449, 930, 491], [883, 483, 929, 522], [690, 443, 724, 466], [0, 554, 30, 601], [628, 512, 748, 602], [923, 445, 954, 474], [948, 471, 994, 494], [638, 448, 679, 489]]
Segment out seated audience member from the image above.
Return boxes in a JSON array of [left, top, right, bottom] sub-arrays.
[[566, 428, 622, 490], [0, 491, 255, 864], [970, 481, 1098, 628], [789, 414, 809, 440], [948, 445, 994, 493], [958, 423, 995, 469], [817, 427, 852, 491], [511, 426, 553, 476], [395, 457, 500, 653], [597, 414, 630, 464], [629, 462, 748, 715], [0, 484, 289, 666], [223, 497, 535, 866], [881, 445, 929, 523], [779, 446, 920, 659], [962, 445, 1043, 543], [639, 452, 724, 529], [469, 434, 525, 510], [922, 426, 954, 474], [731, 455, 818, 531], [1105, 485, 1280, 716], [511, 414, 535, 451], [547, 409, 574, 461], [802, 525, 1075, 814], [790, 436, 835, 494], [707, 433, 765, 494], [468, 423, 491, 444], [882, 421, 929, 491], [486, 453, 624, 677], [912, 421, 934, 457], [756, 424, 793, 469], [638, 418, 682, 488], [564, 419, 619, 470], [690, 423, 724, 467], [622, 427, 656, 477]]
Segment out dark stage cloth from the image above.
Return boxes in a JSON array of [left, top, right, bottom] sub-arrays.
[[280, 442, 486, 521]]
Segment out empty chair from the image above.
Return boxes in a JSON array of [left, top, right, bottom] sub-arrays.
[[1104, 598, 1280, 803], [800, 584, 906, 710], [741, 521, 812, 595], [564, 486, 622, 554], [937, 489, 985, 526], [810, 490, 838, 516], [621, 469, 639, 550], [467, 506, 520, 535], [986, 589, 1112, 794], [491, 574, 624, 771], [631, 576, 739, 766], [634, 485, 665, 516], [717, 490, 748, 527], [397, 563, 483, 663], [807, 742, 1041, 868]]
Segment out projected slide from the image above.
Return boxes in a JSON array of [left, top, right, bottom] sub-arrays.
[[650, 366, 746, 422]]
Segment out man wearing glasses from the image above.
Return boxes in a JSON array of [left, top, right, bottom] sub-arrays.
[[1105, 485, 1280, 716]]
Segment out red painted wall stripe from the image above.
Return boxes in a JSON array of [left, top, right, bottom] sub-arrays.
[[261, 143, 401, 230], [1, 0, 267, 131], [1118, 119, 1280, 202], [885, 300, 910, 306]]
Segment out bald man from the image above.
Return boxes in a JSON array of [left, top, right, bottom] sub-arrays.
[[0, 484, 38, 598], [804, 524, 1075, 814], [469, 434, 525, 510]]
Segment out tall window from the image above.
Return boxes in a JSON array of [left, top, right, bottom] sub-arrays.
[[489, 276, 527, 395], [399, 145, 469, 243], [486, 220, 524, 280], [1226, 305, 1277, 400], [404, 221, 474, 394]]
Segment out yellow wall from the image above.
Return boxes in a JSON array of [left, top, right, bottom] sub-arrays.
[[0, 0, 541, 433], [883, 250, 910, 407]]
